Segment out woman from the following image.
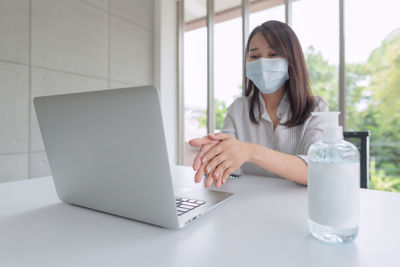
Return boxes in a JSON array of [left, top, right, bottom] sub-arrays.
[[189, 20, 328, 188]]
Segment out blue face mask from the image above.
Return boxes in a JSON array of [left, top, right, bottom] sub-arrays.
[[246, 58, 289, 94]]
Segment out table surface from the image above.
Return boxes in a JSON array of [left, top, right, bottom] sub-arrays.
[[1, 166, 399, 267]]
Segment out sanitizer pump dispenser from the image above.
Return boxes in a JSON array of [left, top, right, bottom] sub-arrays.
[[307, 112, 360, 244]]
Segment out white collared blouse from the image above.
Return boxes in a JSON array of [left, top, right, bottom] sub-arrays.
[[221, 92, 329, 178]]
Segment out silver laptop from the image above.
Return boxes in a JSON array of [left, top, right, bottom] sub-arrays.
[[33, 86, 233, 229]]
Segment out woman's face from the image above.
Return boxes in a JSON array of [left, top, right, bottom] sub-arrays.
[[247, 32, 280, 62]]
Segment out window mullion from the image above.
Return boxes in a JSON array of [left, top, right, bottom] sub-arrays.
[[285, 0, 292, 26], [242, 0, 249, 96], [339, 0, 346, 128], [207, 0, 215, 134], [177, 0, 185, 165]]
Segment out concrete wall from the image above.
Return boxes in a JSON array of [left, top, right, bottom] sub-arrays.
[[0, 0, 160, 182]]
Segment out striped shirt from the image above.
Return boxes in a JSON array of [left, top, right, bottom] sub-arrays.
[[221, 92, 329, 178]]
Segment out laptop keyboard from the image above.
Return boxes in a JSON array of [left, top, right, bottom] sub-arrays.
[[175, 197, 206, 216]]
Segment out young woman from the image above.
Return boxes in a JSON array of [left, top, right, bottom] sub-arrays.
[[189, 20, 328, 188]]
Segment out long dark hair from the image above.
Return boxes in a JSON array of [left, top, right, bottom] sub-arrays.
[[244, 20, 315, 127]]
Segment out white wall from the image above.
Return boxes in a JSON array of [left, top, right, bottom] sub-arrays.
[[154, 0, 178, 167], [0, 0, 160, 182]]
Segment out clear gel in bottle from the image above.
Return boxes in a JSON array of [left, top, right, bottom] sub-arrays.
[[307, 112, 360, 244]]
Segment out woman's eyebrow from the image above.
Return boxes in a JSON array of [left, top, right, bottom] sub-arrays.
[[249, 47, 275, 53]]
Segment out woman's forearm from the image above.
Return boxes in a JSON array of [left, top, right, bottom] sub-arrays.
[[245, 142, 308, 185]]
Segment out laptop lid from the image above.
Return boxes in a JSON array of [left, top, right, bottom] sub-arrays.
[[34, 86, 179, 228]]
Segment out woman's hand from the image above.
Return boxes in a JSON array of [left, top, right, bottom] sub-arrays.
[[202, 133, 250, 188], [189, 136, 220, 183]]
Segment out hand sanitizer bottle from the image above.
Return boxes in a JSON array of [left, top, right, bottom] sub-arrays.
[[307, 112, 360, 244]]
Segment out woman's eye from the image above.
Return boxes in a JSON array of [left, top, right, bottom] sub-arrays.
[[269, 53, 278, 57], [250, 55, 259, 59]]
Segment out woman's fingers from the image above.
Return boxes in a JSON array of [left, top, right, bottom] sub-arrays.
[[215, 163, 233, 188], [189, 136, 219, 147], [192, 134, 242, 188], [215, 173, 224, 188], [208, 133, 231, 141], [221, 167, 235, 185], [201, 143, 223, 164], [203, 157, 224, 188], [194, 161, 207, 183], [212, 160, 229, 181], [193, 143, 215, 171], [205, 155, 225, 177], [195, 156, 226, 187], [205, 172, 215, 187]]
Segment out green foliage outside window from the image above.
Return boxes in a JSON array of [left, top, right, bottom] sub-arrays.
[[198, 99, 227, 131]]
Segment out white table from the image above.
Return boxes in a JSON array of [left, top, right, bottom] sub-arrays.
[[1, 166, 399, 267]]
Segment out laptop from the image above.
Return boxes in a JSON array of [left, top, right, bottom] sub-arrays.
[[33, 86, 233, 229]]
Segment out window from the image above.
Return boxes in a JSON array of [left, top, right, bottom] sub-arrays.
[[345, 0, 400, 192], [214, 0, 243, 131], [292, 0, 339, 111], [183, 0, 208, 165], [250, 0, 285, 31]]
